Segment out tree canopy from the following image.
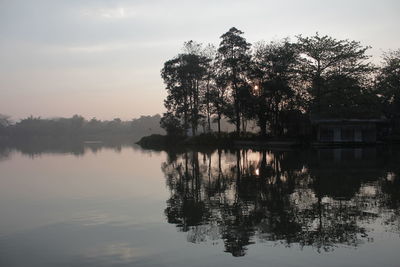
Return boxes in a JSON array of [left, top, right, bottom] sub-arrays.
[[159, 29, 398, 137]]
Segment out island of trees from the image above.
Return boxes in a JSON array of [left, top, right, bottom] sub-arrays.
[[153, 27, 400, 147]]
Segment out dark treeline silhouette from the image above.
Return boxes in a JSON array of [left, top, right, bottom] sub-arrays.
[[162, 147, 400, 256], [0, 114, 164, 141], [160, 27, 400, 138]]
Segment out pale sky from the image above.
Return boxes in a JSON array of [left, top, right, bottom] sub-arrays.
[[1, 0, 399, 120]]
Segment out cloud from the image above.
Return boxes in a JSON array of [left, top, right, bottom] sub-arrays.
[[81, 7, 136, 20]]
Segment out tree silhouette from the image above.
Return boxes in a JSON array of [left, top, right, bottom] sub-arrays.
[[216, 27, 252, 134], [296, 33, 374, 116], [161, 148, 399, 256]]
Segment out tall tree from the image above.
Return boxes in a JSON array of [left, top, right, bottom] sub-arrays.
[[161, 41, 209, 136], [376, 49, 400, 130], [217, 27, 251, 133], [319, 74, 380, 119], [210, 74, 229, 135], [251, 40, 300, 136], [200, 44, 217, 133], [296, 33, 373, 115]]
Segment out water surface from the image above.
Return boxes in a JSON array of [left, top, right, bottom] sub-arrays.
[[0, 142, 399, 266]]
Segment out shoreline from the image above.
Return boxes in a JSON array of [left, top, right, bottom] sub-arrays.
[[136, 133, 394, 151]]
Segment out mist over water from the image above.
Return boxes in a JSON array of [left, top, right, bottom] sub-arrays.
[[0, 141, 399, 266]]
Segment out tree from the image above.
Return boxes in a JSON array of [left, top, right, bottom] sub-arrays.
[[161, 41, 209, 136], [0, 114, 11, 128], [319, 74, 380, 119], [217, 27, 251, 133], [251, 40, 300, 136], [0, 114, 11, 136], [210, 75, 230, 134], [376, 49, 400, 130], [160, 112, 185, 136], [296, 33, 373, 115], [200, 44, 217, 133]]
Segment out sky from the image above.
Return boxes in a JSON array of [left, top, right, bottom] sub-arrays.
[[0, 0, 399, 121]]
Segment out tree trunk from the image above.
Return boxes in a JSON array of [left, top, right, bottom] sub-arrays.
[[217, 113, 221, 135], [260, 115, 267, 138], [233, 81, 241, 134], [207, 111, 211, 133], [192, 124, 196, 136], [242, 116, 248, 133], [236, 116, 240, 134], [206, 81, 211, 132], [235, 100, 241, 134]]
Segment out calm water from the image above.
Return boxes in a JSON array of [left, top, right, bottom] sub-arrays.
[[0, 142, 399, 266]]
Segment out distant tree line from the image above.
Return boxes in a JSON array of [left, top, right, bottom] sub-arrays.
[[160, 27, 400, 137], [0, 114, 164, 140]]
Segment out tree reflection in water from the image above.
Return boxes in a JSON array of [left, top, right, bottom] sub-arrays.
[[162, 148, 400, 256]]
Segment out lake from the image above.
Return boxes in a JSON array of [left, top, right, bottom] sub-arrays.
[[0, 142, 399, 266]]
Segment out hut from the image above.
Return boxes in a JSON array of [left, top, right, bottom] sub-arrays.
[[311, 118, 388, 143]]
